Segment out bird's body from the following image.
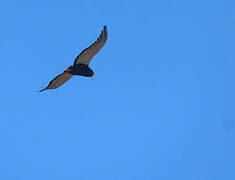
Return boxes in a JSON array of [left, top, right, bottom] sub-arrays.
[[66, 64, 94, 77], [39, 25, 107, 92]]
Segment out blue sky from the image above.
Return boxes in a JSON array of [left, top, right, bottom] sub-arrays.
[[0, 0, 234, 179]]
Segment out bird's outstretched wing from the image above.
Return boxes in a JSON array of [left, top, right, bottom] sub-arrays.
[[73, 25, 108, 65], [39, 72, 73, 92]]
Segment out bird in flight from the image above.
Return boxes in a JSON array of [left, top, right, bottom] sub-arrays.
[[39, 25, 108, 92]]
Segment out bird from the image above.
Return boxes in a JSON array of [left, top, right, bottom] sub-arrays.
[[39, 25, 108, 92]]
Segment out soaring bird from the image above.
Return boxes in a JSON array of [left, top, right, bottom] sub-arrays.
[[39, 25, 108, 92]]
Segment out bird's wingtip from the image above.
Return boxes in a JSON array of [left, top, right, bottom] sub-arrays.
[[38, 88, 47, 92]]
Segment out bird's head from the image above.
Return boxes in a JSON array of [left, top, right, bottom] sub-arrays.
[[90, 69, 94, 79], [64, 66, 73, 72]]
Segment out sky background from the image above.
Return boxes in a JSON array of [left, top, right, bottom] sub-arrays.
[[0, 0, 234, 179]]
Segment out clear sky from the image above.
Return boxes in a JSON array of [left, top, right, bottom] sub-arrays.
[[0, 0, 234, 179]]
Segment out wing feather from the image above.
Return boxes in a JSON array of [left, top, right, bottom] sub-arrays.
[[73, 25, 108, 65], [39, 72, 73, 92]]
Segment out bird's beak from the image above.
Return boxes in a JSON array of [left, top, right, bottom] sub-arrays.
[[92, 74, 94, 79]]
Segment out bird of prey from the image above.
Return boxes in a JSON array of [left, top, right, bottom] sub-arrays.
[[39, 25, 108, 92]]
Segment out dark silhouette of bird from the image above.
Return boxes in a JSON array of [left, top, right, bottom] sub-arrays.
[[39, 25, 108, 92]]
